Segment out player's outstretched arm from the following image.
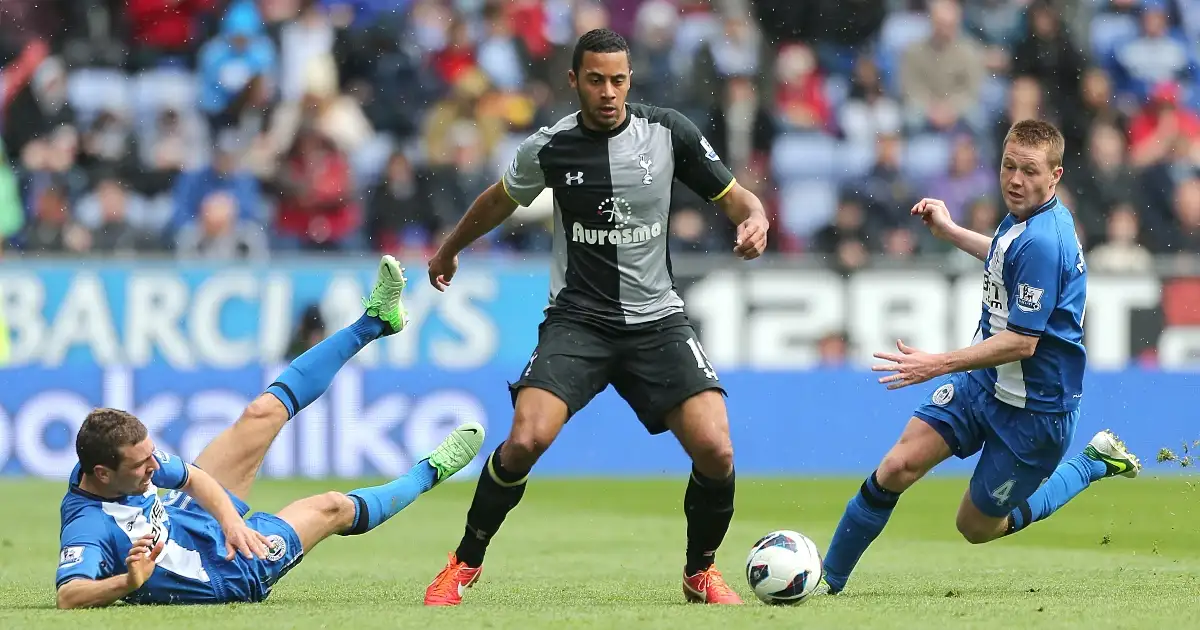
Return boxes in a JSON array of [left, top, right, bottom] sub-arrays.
[[428, 183, 519, 291], [872, 331, 1038, 390], [912, 198, 991, 261], [179, 464, 271, 560], [56, 575, 139, 609], [933, 330, 1038, 374], [56, 536, 163, 609]]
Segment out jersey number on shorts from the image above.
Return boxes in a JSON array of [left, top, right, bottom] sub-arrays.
[[522, 350, 538, 377], [991, 479, 1016, 505], [685, 338, 717, 380]]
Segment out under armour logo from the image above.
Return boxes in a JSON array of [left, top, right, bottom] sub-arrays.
[[565, 171, 584, 185], [637, 154, 653, 185]]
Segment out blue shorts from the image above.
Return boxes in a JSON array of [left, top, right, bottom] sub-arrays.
[[913, 372, 1078, 517], [163, 488, 305, 602]]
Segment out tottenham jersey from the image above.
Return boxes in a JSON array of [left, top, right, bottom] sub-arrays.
[[501, 102, 736, 325], [56, 452, 262, 604], [970, 196, 1087, 412]]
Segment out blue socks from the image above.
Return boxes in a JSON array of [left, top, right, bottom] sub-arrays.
[[266, 313, 385, 418], [1006, 453, 1107, 534], [341, 460, 439, 535], [823, 471, 900, 593], [825, 454, 1108, 592], [261, 309, 428, 538]]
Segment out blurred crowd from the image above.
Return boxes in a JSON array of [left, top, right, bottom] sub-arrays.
[[0, 0, 1197, 270]]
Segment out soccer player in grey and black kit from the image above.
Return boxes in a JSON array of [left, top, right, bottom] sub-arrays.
[[423, 29, 771, 606]]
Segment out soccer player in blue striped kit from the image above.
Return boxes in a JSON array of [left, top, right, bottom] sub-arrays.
[[54, 255, 485, 608], [821, 120, 1142, 594]]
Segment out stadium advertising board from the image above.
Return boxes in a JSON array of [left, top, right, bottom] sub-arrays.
[[0, 260, 1195, 479], [0, 260, 1190, 371]]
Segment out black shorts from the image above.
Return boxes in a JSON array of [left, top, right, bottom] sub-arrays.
[[508, 309, 726, 435]]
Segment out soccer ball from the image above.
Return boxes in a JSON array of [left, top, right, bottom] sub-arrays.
[[744, 530, 823, 605]]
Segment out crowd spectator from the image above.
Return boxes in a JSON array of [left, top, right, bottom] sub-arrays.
[[900, 0, 985, 133], [176, 190, 269, 259], [0, 0, 1197, 267], [197, 1, 278, 129], [1088, 203, 1154, 272], [1112, 1, 1194, 103], [272, 126, 360, 251]]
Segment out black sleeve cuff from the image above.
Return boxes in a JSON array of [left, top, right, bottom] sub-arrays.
[[1008, 323, 1043, 337]]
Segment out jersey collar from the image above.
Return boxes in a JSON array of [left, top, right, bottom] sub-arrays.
[[69, 481, 113, 502], [576, 105, 632, 139], [68, 465, 133, 503]]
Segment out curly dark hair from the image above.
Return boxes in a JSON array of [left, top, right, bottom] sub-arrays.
[[572, 28, 630, 74]]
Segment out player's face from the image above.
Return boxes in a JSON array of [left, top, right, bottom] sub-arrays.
[[109, 438, 160, 495], [569, 51, 630, 131], [999, 142, 1063, 216]]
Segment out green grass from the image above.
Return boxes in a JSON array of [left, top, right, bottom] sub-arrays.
[[1, 475, 1196, 628]]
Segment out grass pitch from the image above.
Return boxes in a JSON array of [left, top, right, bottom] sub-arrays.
[[1, 476, 1196, 629]]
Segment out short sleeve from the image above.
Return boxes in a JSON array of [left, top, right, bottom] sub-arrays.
[[56, 519, 114, 588], [1003, 235, 1062, 336], [56, 542, 108, 588], [500, 131, 548, 206], [665, 109, 736, 201], [150, 449, 189, 490]]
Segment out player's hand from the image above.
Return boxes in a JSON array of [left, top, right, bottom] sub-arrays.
[[872, 339, 946, 390], [221, 520, 271, 561], [910, 198, 957, 241], [427, 250, 459, 292], [124, 534, 163, 590], [734, 216, 769, 260]]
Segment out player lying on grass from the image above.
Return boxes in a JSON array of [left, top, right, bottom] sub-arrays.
[[55, 255, 485, 608], [821, 120, 1142, 594]]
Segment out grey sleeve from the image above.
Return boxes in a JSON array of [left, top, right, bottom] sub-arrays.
[[501, 132, 548, 206], [664, 109, 736, 201]]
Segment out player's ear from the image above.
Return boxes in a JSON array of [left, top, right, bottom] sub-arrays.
[[92, 465, 111, 484], [568, 69, 577, 89], [1051, 165, 1064, 187]]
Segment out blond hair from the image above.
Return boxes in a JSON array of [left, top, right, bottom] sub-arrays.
[[1004, 119, 1065, 169]]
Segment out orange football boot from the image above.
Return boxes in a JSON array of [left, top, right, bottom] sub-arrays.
[[424, 552, 482, 606], [682, 565, 743, 604]]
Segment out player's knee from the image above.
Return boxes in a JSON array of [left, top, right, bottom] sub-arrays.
[[318, 491, 356, 522], [505, 391, 565, 470], [245, 394, 285, 424], [877, 452, 922, 492], [503, 432, 548, 468], [504, 418, 554, 470], [691, 440, 734, 479], [955, 515, 998, 545], [956, 524, 993, 545]]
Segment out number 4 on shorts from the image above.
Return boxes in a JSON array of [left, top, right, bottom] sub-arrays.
[[685, 338, 717, 380], [991, 479, 1016, 505]]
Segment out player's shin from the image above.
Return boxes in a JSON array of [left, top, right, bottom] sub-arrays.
[[454, 443, 529, 568], [823, 471, 902, 593], [265, 314, 384, 419], [1004, 453, 1105, 535], [684, 466, 735, 576], [340, 460, 439, 536]]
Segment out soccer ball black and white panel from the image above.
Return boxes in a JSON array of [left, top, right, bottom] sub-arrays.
[[745, 530, 823, 605]]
